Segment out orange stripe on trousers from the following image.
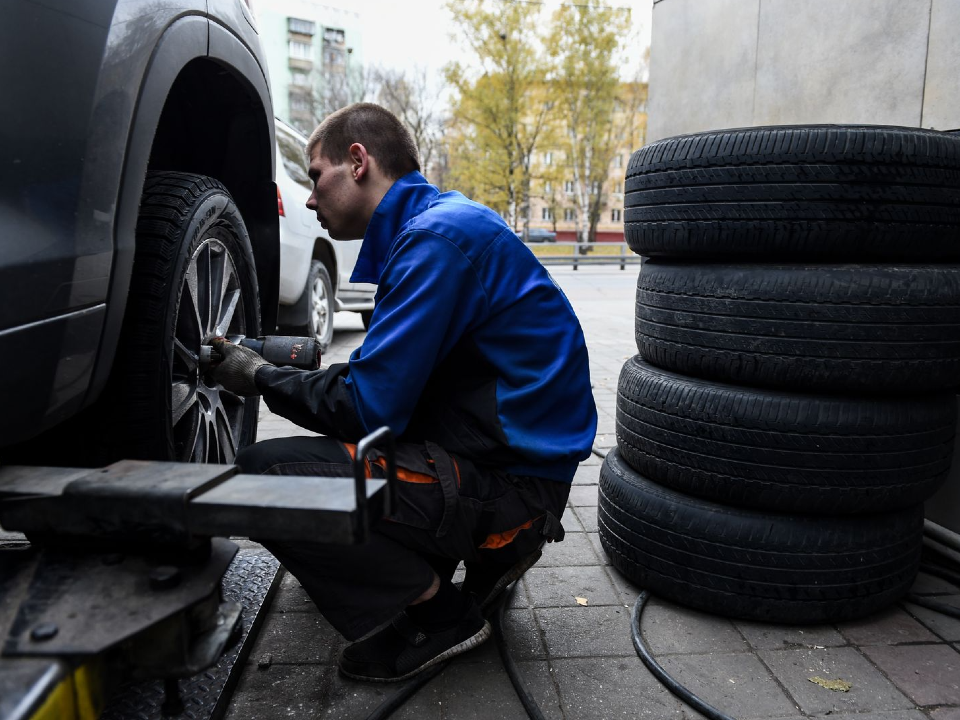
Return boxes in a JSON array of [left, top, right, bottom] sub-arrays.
[[479, 517, 541, 550], [342, 443, 438, 484]]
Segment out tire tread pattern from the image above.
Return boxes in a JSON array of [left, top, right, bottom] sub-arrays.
[[625, 125, 960, 260], [598, 449, 923, 624]]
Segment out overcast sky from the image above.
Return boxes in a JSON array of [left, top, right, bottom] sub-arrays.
[[351, 0, 653, 82]]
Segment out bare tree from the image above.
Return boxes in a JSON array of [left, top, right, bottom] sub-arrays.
[[370, 66, 444, 183], [310, 59, 370, 121]]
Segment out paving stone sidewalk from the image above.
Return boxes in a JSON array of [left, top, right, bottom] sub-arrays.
[[228, 267, 960, 720]]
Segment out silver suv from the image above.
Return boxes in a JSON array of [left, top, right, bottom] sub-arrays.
[[1, 0, 279, 466]]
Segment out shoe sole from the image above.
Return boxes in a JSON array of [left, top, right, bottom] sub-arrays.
[[338, 620, 492, 683], [479, 541, 546, 612]]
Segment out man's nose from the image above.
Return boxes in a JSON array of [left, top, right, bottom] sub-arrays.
[[306, 192, 317, 209]]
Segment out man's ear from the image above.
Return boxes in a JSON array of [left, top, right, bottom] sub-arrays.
[[349, 143, 369, 181]]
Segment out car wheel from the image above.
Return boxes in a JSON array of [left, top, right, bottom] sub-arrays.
[[295, 260, 335, 351], [106, 171, 261, 463], [360, 310, 373, 330]]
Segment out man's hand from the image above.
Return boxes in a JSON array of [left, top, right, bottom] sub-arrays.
[[211, 337, 271, 396]]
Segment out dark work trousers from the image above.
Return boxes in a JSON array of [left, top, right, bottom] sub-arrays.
[[235, 435, 570, 641]]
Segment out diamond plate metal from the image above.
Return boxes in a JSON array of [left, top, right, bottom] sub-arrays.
[[100, 548, 281, 720]]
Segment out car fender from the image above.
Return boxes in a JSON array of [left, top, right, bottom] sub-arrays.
[[87, 12, 277, 402], [78, 10, 206, 403], [276, 235, 338, 327]]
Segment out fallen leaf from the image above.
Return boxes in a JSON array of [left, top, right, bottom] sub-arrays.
[[808, 676, 852, 692], [575, 596, 589, 606]]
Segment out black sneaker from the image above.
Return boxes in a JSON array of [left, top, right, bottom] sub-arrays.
[[463, 540, 546, 611], [338, 603, 491, 682]]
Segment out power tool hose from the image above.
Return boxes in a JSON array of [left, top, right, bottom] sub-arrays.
[[492, 581, 547, 720], [631, 591, 737, 720], [364, 580, 542, 720], [363, 658, 448, 720]]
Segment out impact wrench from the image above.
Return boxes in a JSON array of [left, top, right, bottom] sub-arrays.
[[199, 335, 322, 371]]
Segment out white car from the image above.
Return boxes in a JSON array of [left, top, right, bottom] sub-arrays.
[[275, 119, 376, 349]]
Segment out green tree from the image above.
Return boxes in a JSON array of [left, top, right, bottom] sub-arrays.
[[547, 2, 641, 244], [444, 0, 551, 235]]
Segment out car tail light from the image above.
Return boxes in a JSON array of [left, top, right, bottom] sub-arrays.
[[277, 186, 285, 216]]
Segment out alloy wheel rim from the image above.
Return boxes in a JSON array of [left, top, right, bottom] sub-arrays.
[[310, 272, 330, 341], [170, 238, 247, 463]]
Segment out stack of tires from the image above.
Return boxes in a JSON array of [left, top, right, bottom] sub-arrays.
[[599, 125, 960, 623]]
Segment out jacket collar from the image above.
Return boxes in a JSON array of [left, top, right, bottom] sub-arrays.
[[350, 171, 438, 284]]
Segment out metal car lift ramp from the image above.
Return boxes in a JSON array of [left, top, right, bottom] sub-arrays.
[[0, 429, 396, 720]]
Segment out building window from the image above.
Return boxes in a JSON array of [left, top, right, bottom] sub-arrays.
[[541, 207, 553, 221], [544, 181, 552, 194], [613, 154, 623, 168], [288, 17, 316, 35], [325, 48, 345, 66], [564, 180, 574, 194], [290, 69, 310, 87], [611, 208, 622, 222], [613, 181, 622, 194], [590, 181, 600, 194], [544, 151, 553, 165], [289, 93, 311, 112], [289, 41, 313, 60], [324, 27, 346, 45], [564, 208, 576, 221]]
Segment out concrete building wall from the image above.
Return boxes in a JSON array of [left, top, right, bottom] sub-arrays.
[[646, 0, 960, 532], [647, 0, 960, 142]]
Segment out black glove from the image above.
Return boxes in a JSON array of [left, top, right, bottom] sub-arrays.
[[211, 337, 271, 396]]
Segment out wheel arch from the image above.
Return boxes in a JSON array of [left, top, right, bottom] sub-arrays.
[[89, 16, 278, 401], [313, 237, 339, 294]]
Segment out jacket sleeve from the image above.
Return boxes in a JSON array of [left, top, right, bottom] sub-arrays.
[[251, 232, 487, 441], [254, 362, 367, 441]]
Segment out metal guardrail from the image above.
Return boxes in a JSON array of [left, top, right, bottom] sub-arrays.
[[525, 241, 642, 270]]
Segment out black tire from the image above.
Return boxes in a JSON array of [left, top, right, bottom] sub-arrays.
[[360, 310, 373, 330], [292, 260, 335, 351], [598, 449, 923, 624], [636, 261, 960, 394], [616, 357, 956, 514], [625, 125, 960, 261], [106, 171, 261, 463]]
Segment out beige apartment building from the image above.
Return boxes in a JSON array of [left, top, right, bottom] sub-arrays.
[[526, 83, 647, 243]]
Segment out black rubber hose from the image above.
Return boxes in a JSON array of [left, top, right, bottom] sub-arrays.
[[631, 591, 737, 720], [363, 659, 448, 720], [365, 581, 545, 720], [904, 593, 960, 619], [491, 581, 547, 720], [920, 561, 960, 588]]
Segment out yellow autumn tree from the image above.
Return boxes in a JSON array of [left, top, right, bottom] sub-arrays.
[[547, 3, 646, 244], [444, 0, 551, 235]]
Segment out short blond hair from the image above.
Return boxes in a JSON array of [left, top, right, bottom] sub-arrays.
[[306, 103, 420, 180]]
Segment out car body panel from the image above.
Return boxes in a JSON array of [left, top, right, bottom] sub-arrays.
[[0, 0, 277, 447], [526, 228, 557, 242], [274, 120, 375, 314]]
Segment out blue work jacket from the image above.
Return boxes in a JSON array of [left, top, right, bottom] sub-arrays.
[[258, 172, 597, 483]]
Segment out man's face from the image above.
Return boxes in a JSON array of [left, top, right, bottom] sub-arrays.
[[305, 144, 365, 240]]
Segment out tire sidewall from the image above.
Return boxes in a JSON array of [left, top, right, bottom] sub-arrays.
[[134, 180, 261, 459]]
